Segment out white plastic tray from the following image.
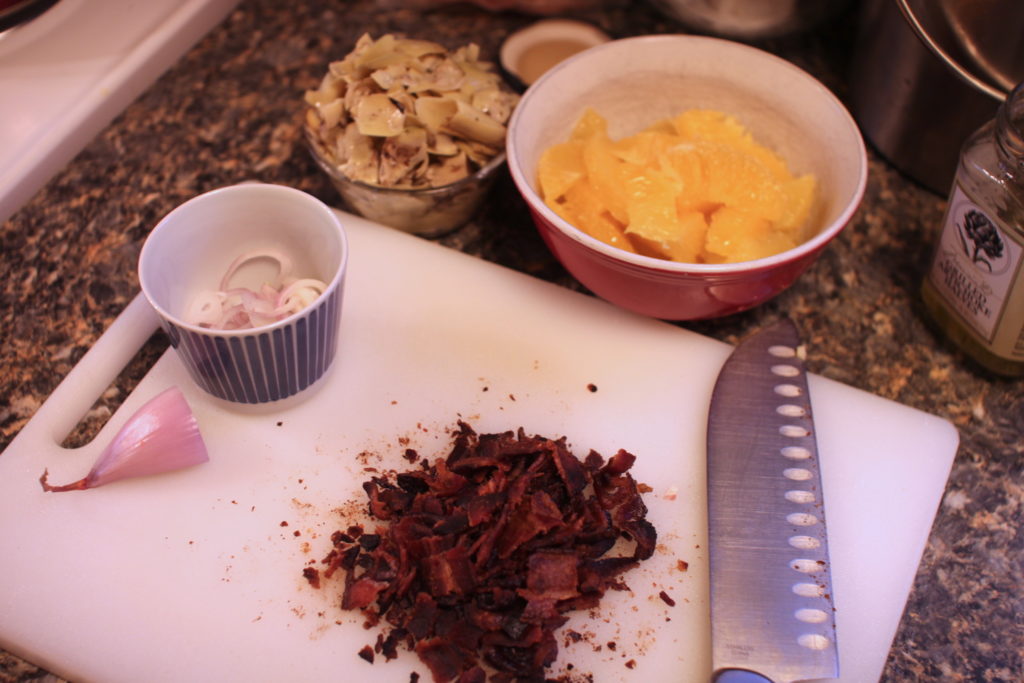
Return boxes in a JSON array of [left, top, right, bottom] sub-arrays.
[[0, 0, 240, 224]]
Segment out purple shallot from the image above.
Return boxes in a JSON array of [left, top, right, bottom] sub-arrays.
[[40, 387, 209, 492]]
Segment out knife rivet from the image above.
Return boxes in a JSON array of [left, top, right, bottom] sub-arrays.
[[768, 345, 796, 358], [780, 425, 810, 438]]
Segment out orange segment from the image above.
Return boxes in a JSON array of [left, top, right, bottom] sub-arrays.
[[612, 130, 676, 167], [705, 206, 797, 263], [778, 174, 817, 239], [629, 210, 708, 262], [672, 109, 790, 179], [570, 107, 607, 141], [555, 180, 636, 253], [538, 140, 585, 201], [697, 141, 785, 223], [623, 170, 678, 243], [581, 133, 631, 225], [536, 108, 816, 264], [671, 109, 750, 142]]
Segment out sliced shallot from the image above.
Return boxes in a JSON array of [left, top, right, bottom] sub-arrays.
[[187, 249, 328, 330], [40, 386, 209, 492]]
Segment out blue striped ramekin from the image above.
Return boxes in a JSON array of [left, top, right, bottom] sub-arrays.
[[139, 183, 348, 405]]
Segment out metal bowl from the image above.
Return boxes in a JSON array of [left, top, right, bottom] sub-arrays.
[[647, 0, 848, 39]]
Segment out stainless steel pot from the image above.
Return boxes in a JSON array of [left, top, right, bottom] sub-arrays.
[[850, 0, 1024, 194], [647, 0, 849, 40]]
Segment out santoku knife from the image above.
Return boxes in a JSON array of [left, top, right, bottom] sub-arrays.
[[706, 318, 838, 683]]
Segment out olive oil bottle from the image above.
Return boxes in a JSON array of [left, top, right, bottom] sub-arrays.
[[922, 80, 1024, 376]]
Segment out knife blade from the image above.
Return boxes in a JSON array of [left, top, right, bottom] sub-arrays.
[[706, 318, 838, 683]]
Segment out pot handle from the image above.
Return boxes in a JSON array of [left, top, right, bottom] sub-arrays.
[[895, 0, 1007, 102]]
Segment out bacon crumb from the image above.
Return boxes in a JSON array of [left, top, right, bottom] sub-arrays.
[[358, 645, 374, 663], [308, 421, 658, 682], [302, 567, 320, 589], [659, 590, 676, 607]]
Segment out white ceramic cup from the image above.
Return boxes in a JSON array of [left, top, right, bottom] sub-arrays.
[[139, 183, 348, 405]]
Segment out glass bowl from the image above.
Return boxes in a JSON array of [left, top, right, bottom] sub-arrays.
[[306, 126, 506, 239]]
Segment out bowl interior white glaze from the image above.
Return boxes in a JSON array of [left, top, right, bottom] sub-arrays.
[[139, 183, 347, 329]]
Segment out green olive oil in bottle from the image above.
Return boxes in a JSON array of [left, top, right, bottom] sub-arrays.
[[922, 80, 1024, 377]]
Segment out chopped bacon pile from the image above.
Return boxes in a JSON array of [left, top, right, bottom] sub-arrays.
[[311, 422, 658, 682]]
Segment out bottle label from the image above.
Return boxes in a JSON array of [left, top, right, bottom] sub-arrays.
[[927, 184, 1024, 357]]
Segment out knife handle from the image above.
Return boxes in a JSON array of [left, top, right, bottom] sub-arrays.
[[714, 669, 774, 683]]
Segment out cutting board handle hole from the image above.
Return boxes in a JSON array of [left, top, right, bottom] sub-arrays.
[[58, 332, 169, 448]]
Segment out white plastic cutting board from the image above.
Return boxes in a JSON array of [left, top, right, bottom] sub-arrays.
[[0, 211, 958, 683]]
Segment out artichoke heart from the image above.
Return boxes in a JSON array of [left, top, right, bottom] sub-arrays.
[[410, 57, 465, 94], [354, 93, 405, 137], [394, 38, 447, 59], [471, 87, 517, 125], [370, 64, 406, 91], [379, 127, 429, 187], [444, 100, 507, 147], [453, 43, 481, 65], [305, 77, 344, 108], [427, 151, 470, 187], [355, 34, 409, 72], [386, 88, 417, 117], [343, 79, 377, 118], [305, 33, 519, 189], [458, 139, 501, 166], [316, 98, 346, 131], [414, 96, 458, 133], [336, 123, 379, 185], [428, 132, 460, 157]]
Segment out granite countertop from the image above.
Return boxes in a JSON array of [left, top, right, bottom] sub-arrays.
[[1, 0, 1021, 681]]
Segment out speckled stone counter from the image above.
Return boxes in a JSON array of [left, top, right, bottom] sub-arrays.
[[1, 1, 1021, 681]]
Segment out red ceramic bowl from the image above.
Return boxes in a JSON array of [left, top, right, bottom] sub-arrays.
[[506, 35, 868, 320]]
